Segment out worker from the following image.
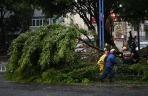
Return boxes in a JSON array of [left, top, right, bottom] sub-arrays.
[[97, 50, 108, 75], [122, 46, 133, 64]]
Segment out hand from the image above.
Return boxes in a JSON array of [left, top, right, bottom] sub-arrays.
[[119, 54, 122, 56]]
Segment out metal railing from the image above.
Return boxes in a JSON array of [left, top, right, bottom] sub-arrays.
[[0, 66, 6, 72], [0, 62, 7, 72]]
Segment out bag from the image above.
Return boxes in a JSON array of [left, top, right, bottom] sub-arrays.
[[123, 51, 131, 57]]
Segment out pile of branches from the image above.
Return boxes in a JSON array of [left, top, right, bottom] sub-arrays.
[[137, 47, 148, 58]]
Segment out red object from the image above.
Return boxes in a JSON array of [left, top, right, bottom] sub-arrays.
[[104, 51, 109, 55], [91, 17, 96, 23]]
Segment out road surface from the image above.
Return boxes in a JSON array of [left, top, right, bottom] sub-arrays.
[[0, 55, 148, 96], [0, 73, 148, 96]]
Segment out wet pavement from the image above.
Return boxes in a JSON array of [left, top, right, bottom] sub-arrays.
[[0, 56, 148, 96], [0, 72, 148, 96]]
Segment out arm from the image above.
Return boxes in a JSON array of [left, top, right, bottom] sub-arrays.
[[111, 55, 118, 64]]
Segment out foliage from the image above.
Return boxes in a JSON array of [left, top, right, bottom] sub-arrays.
[[0, 0, 34, 47], [5, 24, 99, 83], [24, 0, 122, 46], [5, 7, 34, 33], [114, 58, 148, 81], [130, 58, 148, 81], [2, 0, 148, 50], [26, 0, 148, 47], [120, 0, 148, 22], [38, 61, 99, 84]]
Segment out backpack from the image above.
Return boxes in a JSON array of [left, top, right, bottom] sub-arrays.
[[123, 51, 131, 57]]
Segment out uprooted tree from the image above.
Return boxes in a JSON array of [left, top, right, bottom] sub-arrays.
[[5, 24, 100, 83]]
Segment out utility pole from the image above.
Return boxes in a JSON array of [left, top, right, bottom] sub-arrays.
[[99, 0, 104, 50]]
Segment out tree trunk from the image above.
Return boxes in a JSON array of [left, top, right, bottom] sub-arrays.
[[0, 6, 6, 52]]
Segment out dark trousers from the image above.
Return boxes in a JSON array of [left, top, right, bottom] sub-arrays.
[[100, 67, 114, 80], [123, 58, 131, 64]]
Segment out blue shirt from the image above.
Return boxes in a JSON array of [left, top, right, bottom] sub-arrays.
[[104, 53, 117, 67]]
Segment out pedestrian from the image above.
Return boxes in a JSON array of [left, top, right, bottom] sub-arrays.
[[100, 49, 118, 82], [97, 50, 108, 75]]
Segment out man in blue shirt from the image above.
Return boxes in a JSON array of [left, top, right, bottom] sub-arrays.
[[100, 49, 118, 82]]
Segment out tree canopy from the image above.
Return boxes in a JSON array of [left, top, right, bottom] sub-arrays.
[[0, 0, 34, 50], [119, 0, 148, 22], [2, 0, 148, 51], [26, 0, 148, 49]]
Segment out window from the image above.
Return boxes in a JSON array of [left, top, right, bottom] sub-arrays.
[[32, 20, 35, 26], [30, 17, 53, 27]]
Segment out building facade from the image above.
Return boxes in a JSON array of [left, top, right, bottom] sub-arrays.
[[29, 9, 54, 30]]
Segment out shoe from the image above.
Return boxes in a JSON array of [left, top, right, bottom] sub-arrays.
[[100, 79, 104, 82]]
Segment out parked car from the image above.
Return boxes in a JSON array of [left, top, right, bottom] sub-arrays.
[[136, 42, 148, 50]]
